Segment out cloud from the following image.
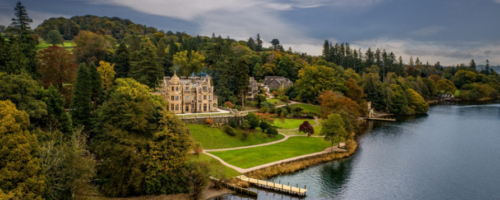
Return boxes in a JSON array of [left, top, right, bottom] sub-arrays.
[[410, 26, 445, 37], [90, 0, 386, 55], [494, 0, 500, 4]]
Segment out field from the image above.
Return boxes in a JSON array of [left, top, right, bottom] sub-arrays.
[[290, 104, 322, 115], [210, 137, 333, 168], [190, 153, 241, 178], [36, 40, 76, 51], [187, 124, 284, 149], [278, 119, 322, 135], [272, 118, 314, 129]]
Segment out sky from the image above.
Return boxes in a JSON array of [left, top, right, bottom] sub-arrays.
[[1, 0, 500, 66]]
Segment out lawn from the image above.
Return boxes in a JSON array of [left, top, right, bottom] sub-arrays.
[[291, 104, 322, 115], [273, 118, 314, 129], [187, 124, 284, 149], [190, 153, 241, 178], [210, 137, 333, 169], [37, 40, 75, 49], [267, 98, 286, 106]]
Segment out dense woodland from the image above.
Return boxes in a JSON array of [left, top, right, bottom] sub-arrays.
[[1, 1, 499, 200]]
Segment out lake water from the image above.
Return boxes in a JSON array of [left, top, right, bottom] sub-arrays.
[[214, 101, 500, 200]]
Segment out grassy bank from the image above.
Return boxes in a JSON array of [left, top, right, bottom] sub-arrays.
[[267, 98, 286, 106], [190, 153, 241, 178], [187, 124, 284, 149], [210, 137, 332, 169], [246, 140, 358, 179]]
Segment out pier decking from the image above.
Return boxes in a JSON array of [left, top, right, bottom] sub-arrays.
[[237, 175, 307, 196]]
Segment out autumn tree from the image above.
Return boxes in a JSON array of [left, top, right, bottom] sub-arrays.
[[46, 30, 64, 45], [129, 47, 163, 89], [0, 73, 47, 124], [406, 88, 429, 114], [92, 78, 193, 197], [0, 100, 45, 199], [321, 113, 347, 149], [173, 50, 205, 76], [436, 79, 457, 94], [36, 46, 78, 103], [73, 30, 111, 64], [299, 121, 314, 137], [97, 61, 116, 90]]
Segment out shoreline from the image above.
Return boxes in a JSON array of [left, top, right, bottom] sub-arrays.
[[245, 140, 358, 180]]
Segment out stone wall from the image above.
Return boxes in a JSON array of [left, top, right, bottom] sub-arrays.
[[181, 116, 245, 125]]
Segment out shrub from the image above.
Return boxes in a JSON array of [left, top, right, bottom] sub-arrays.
[[260, 120, 271, 131], [242, 132, 248, 140], [279, 95, 289, 102], [205, 118, 212, 125], [223, 125, 236, 136], [223, 101, 234, 108], [247, 101, 259, 107], [256, 95, 267, 106], [245, 112, 260, 129], [229, 119, 238, 128], [272, 91, 278, 97], [266, 127, 278, 136], [241, 120, 251, 130]]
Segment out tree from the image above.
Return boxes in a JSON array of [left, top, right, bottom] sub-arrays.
[[89, 62, 104, 110], [235, 58, 249, 106], [0, 73, 47, 123], [42, 85, 73, 137], [0, 100, 45, 199], [469, 59, 476, 70], [173, 50, 205, 76], [270, 39, 280, 50], [46, 30, 64, 45], [256, 33, 263, 51], [453, 70, 477, 89], [245, 112, 260, 129], [73, 31, 111, 64], [299, 121, 314, 137], [436, 79, 457, 94], [36, 46, 78, 103], [40, 127, 96, 199], [321, 113, 347, 149], [406, 88, 429, 114], [70, 64, 92, 129], [485, 59, 490, 75], [10, 1, 33, 35], [114, 43, 130, 78], [253, 63, 263, 81], [97, 61, 116, 91], [247, 37, 256, 51], [92, 78, 193, 197], [295, 65, 346, 103], [129, 47, 163, 89], [345, 78, 365, 104]]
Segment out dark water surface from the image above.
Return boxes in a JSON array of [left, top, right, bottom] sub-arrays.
[[214, 101, 500, 200]]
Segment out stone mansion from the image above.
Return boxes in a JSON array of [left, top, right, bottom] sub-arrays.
[[153, 73, 218, 114]]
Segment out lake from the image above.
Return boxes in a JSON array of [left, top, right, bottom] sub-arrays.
[[214, 101, 500, 200]]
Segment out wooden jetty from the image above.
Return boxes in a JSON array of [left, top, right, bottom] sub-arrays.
[[237, 175, 307, 197], [366, 117, 396, 122], [210, 177, 258, 197]]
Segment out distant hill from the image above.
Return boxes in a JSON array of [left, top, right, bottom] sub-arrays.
[[35, 15, 160, 41], [477, 65, 500, 73]]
